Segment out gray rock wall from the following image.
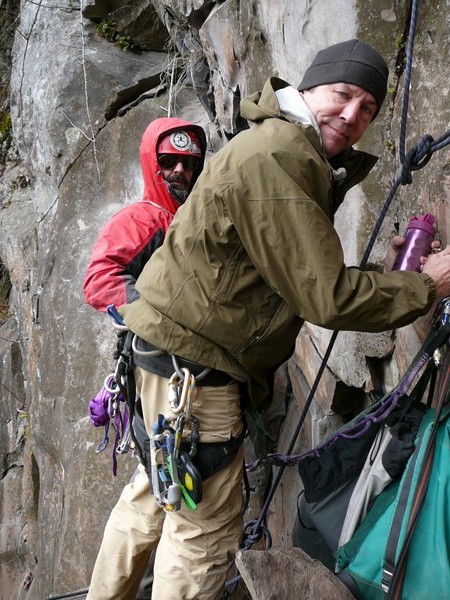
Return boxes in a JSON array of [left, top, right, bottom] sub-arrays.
[[1, 1, 450, 597]]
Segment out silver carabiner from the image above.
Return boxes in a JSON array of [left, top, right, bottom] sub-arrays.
[[168, 369, 193, 415], [104, 373, 120, 395]]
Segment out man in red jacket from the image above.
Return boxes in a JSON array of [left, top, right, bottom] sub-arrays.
[[84, 117, 207, 600], [84, 117, 206, 312]]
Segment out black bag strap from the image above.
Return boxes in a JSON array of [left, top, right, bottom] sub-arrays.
[[382, 347, 450, 600], [394, 359, 436, 421], [116, 331, 146, 466]]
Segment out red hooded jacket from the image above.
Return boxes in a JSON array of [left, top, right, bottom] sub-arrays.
[[83, 118, 206, 312]]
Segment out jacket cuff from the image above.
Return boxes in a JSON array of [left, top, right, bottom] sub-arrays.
[[422, 274, 437, 305]]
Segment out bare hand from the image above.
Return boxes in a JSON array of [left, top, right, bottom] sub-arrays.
[[384, 235, 405, 272], [422, 245, 450, 299], [385, 237, 442, 272]]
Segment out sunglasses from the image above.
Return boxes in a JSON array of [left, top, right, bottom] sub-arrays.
[[157, 154, 200, 171]]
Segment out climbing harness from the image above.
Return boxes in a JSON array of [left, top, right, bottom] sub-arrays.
[[90, 303, 243, 516], [227, 0, 450, 590], [89, 305, 207, 511], [132, 332, 212, 381]]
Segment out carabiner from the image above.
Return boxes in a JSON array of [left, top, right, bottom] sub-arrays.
[[104, 373, 120, 395], [168, 369, 193, 415], [96, 422, 110, 453]]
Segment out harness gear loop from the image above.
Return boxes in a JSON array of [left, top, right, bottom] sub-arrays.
[[172, 353, 211, 381], [131, 333, 164, 357], [111, 321, 128, 332], [130, 334, 212, 382], [107, 394, 116, 419], [116, 424, 133, 454]]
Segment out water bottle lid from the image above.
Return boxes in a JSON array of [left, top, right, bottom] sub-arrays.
[[406, 213, 436, 236]]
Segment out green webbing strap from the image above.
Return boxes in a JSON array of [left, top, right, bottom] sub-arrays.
[[383, 347, 450, 599]]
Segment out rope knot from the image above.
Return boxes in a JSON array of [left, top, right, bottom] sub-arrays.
[[241, 519, 272, 550], [401, 134, 434, 185]]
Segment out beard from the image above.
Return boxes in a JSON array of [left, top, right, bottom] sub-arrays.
[[168, 183, 189, 205], [166, 176, 190, 205]]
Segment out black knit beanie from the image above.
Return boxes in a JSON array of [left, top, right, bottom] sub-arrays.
[[298, 39, 389, 118]]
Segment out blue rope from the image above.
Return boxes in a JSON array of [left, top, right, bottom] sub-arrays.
[[399, 0, 419, 166]]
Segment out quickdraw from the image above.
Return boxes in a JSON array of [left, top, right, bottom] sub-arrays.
[[150, 368, 203, 512]]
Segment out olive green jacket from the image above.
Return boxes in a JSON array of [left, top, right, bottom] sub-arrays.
[[120, 77, 435, 411]]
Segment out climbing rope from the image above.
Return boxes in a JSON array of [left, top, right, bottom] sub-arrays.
[[236, 0, 450, 566], [47, 589, 89, 600]]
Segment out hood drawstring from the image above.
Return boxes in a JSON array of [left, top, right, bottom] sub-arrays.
[[143, 200, 176, 217], [332, 167, 347, 181]]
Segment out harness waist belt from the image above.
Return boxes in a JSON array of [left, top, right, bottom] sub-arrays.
[[132, 337, 234, 387]]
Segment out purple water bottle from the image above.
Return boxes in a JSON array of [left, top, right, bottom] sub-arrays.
[[392, 214, 437, 272]]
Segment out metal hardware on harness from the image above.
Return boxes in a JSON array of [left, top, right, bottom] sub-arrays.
[[431, 296, 450, 327], [168, 368, 196, 415], [433, 347, 443, 368], [149, 411, 202, 512], [103, 373, 121, 395], [149, 369, 203, 512], [189, 415, 200, 457], [103, 354, 129, 395], [150, 415, 182, 512], [111, 321, 129, 332], [173, 413, 187, 461], [381, 567, 393, 593], [131, 334, 165, 357], [171, 354, 211, 381], [89, 372, 130, 476], [116, 422, 133, 454], [432, 296, 450, 367], [95, 427, 110, 454]]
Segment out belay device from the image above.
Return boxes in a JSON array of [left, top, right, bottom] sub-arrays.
[[149, 368, 203, 512]]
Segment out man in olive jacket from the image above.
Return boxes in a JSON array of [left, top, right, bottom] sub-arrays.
[[119, 40, 450, 599]]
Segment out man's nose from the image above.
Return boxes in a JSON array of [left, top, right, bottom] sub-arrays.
[[340, 100, 359, 123], [172, 160, 186, 172]]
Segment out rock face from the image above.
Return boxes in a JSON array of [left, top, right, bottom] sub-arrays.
[[1, 1, 450, 598], [236, 547, 355, 600]]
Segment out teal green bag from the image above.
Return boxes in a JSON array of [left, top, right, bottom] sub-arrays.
[[336, 358, 450, 600]]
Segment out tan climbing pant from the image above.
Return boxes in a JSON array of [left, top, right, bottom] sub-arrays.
[[87, 367, 244, 600]]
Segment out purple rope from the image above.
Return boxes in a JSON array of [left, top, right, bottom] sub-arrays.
[[88, 375, 129, 475], [251, 350, 430, 470]]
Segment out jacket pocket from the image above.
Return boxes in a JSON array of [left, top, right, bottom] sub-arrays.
[[237, 294, 284, 355]]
